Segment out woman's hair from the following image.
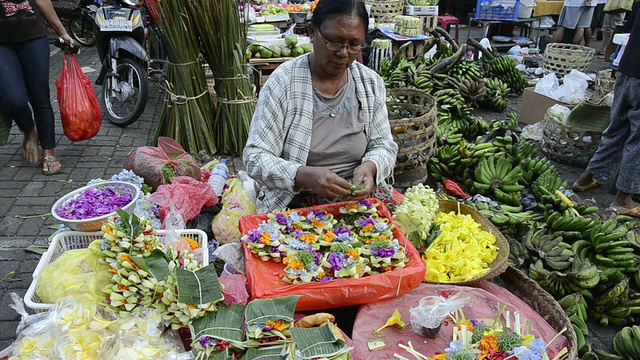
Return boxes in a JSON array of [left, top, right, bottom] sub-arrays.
[[311, 0, 369, 33]]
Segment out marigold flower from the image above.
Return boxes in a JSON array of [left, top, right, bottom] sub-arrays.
[[311, 217, 325, 228], [300, 233, 316, 244], [363, 224, 374, 233], [347, 249, 359, 259], [346, 203, 358, 211], [323, 231, 336, 243], [478, 334, 499, 360], [266, 319, 288, 332], [260, 231, 271, 245]]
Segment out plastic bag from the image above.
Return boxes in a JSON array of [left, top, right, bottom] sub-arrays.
[[125, 137, 201, 190], [161, 200, 204, 263], [238, 199, 425, 311], [409, 292, 470, 337], [548, 104, 572, 124], [556, 70, 591, 104], [35, 240, 110, 304], [211, 178, 256, 244], [55, 53, 102, 142], [534, 72, 560, 100], [214, 242, 246, 274], [148, 176, 217, 223], [220, 274, 250, 306], [604, 0, 634, 13]]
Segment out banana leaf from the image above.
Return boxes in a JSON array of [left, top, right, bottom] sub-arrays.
[[245, 296, 300, 325], [289, 323, 351, 360], [176, 263, 223, 304], [245, 295, 300, 345], [191, 303, 246, 348], [134, 249, 169, 281], [243, 345, 287, 360]]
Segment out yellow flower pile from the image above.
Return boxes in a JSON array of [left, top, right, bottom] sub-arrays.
[[423, 211, 499, 283]]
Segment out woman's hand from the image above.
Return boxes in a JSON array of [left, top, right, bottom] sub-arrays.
[[295, 166, 353, 199], [59, 34, 75, 49], [350, 161, 377, 199]]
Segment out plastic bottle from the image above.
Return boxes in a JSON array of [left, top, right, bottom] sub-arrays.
[[208, 159, 229, 197]]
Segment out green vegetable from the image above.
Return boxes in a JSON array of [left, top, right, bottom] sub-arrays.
[[284, 34, 298, 47], [162, 164, 177, 184]]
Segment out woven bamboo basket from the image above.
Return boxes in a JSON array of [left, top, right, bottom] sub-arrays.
[[387, 88, 438, 175], [541, 111, 603, 168], [365, 0, 403, 23], [595, 69, 616, 98], [424, 200, 510, 286], [543, 43, 595, 75], [494, 266, 578, 360]]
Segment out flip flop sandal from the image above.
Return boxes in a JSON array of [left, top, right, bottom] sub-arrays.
[[42, 156, 61, 175], [616, 206, 640, 218], [572, 179, 600, 192]]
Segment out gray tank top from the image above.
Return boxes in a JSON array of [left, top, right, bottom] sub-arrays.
[[306, 70, 368, 180]]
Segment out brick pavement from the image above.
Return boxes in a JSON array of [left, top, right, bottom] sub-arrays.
[[0, 25, 616, 353]]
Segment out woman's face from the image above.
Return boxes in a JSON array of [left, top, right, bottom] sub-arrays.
[[310, 14, 367, 77]]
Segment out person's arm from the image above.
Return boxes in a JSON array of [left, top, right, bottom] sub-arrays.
[[34, 0, 74, 45]]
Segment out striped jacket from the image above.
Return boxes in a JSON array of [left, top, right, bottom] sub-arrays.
[[243, 54, 398, 213]]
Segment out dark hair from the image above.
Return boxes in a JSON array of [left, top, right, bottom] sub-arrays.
[[311, 0, 369, 33]]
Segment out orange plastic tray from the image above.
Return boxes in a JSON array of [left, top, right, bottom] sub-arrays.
[[239, 199, 426, 311]]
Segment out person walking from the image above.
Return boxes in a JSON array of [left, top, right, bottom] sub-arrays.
[[551, 0, 598, 45], [0, 0, 74, 175], [572, 4, 640, 216]]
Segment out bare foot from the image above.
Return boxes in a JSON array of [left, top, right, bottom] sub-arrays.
[[21, 131, 38, 164]]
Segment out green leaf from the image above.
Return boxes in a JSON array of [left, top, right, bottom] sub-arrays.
[[289, 323, 350, 359], [176, 263, 223, 304], [245, 296, 300, 325], [141, 249, 170, 281], [243, 345, 286, 359], [116, 209, 131, 234], [191, 303, 246, 347]]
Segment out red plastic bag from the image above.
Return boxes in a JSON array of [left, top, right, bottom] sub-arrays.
[[147, 176, 217, 223], [239, 199, 426, 311], [55, 53, 102, 141], [126, 137, 201, 190], [220, 274, 250, 306]]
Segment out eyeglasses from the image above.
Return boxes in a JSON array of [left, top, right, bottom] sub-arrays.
[[315, 28, 367, 55]]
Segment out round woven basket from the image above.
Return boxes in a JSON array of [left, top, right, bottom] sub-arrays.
[[387, 88, 438, 175], [595, 69, 616, 98], [424, 200, 510, 286], [51, 181, 140, 232], [543, 43, 595, 75], [495, 266, 578, 360], [365, 0, 403, 23], [541, 112, 603, 168]]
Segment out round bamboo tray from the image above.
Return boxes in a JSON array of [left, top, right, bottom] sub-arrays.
[[541, 112, 603, 168], [387, 88, 438, 175], [543, 43, 595, 75], [494, 266, 578, 360], [424, 200, 510, 286], [365, 0, 403, 23]]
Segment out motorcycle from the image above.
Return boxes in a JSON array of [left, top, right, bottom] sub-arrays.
[[95, 0, 157, 126], [68, 0, 101, 47]]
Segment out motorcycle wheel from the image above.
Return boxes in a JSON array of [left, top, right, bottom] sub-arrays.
[[103, 57, 149, 127], [68, 14, 95, 47]]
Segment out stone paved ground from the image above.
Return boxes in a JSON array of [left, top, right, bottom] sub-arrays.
[[0, 23, 617, 353]]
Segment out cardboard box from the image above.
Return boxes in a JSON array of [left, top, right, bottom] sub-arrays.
[[519, 87, 573, 125]]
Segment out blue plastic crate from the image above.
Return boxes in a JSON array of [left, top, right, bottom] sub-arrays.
[[475, 0, 520, 21]]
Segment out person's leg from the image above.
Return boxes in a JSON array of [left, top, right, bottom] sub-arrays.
[[15, 36, 60, 174], [612, 75, 640, 210], [584, 27, 592, 46], [553, 6, 579, 43], [573, 6, 595, 44], [575, 74, 632, 189], [0, 42, 38, 163]]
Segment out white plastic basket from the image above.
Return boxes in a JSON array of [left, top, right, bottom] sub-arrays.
[[51, 181, 140, 232], [25, 229, 209, 312]]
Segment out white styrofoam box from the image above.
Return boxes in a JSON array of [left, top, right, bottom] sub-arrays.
[[262, 13, 289, 22], [404, 5, 439, 16]]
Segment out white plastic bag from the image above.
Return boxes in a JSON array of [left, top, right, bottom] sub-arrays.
[[548, 104, 572, 124], [409, 292, 470, 336], [534, 72, 560, 100], [556, 70, 591, 104]]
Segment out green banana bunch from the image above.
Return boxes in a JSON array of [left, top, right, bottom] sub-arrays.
[[482, 77, 510, 112], [614, 325, 640, 359], [559, 293, 590, 349], [473, 156, 524, 193], [531, 173, 568, 201], [486, 55, 527, 95], [447, 59, 485, 82], [453, 78, 487, 108], [521, 157, 557, 185], [506, 235, 529, 268]]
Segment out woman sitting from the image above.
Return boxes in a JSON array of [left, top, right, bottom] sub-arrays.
[[243, 0, 397, 214]]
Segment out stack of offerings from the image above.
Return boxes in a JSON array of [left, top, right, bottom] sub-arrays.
[[393, 15, 423, 36]]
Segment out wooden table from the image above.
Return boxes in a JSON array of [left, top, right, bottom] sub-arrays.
[[249, 57, 294, 93], [533, 1, 564, 17]]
